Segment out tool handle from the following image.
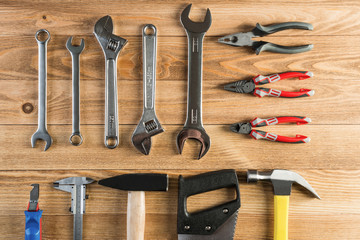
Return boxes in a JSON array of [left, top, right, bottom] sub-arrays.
[[127, 191, 145, 240], [25, 210, 43, 240], [253, 22, 313, 37], [250, 130, 310, 143], [177, 170, 240, 235], [250, 116, 311, 127], [253, 41, 313, 55], [254, 88, 314, 98], [104, 59, 119, 148], [274, 195, 289, 240], [253, 71, 313, 85]]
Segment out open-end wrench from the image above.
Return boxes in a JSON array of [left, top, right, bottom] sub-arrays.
[[66, 37, 85, 146], [31, 29, 53, 151], [177, 4, 212, 160], [94, 16, 128, 149], [132, 24, 164, 155]]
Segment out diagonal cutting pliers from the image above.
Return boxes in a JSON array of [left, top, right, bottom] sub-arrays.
[[224, 71, 314, 98], [230, 116, 311, 143], [218, 22, 313, 54]]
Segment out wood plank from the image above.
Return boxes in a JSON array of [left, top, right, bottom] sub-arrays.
[[1, 1, 360, 37], [0, 125, 359, 170], [1, 36, 360, 81], [0, 170, 358, 239], [1, 79, 359, 125]]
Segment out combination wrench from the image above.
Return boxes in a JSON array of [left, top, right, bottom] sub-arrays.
[[31, 29, 53, 151], [132, 24, 164, 155], [66, 37, 85, 146], [176, 4, 212, 159], [94, 16, 128, 148]]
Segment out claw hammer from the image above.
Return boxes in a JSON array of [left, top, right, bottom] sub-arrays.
[[247, 170, 320, 240]]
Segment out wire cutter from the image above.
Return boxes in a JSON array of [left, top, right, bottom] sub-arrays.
[[25, 184, 42, 240], [218, 22, 313, 54], [224, 71, 314, 98], [230, 116, 311, 143]]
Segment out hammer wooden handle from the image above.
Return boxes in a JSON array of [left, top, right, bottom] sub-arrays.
[[127, 191, 145, 240], [274, 195, 289, 240]]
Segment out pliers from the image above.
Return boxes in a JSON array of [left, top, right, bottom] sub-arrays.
[[25, 184, 42, 240], [218, 22, 313, 54], [230, 116, 311, 143], [224, 71, 314, 98]]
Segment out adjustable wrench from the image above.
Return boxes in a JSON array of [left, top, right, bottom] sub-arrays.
[[177, 4, 212, 159], [94, 16, 128, 148], [132, 24, 164, 155], [66, 37, 85, 146], [31, 29, 53, 151]]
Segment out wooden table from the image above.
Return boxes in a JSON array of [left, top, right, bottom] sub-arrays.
[[1, 0, 359, 239]]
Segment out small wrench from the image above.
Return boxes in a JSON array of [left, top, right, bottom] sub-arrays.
[[132, 24, 164, 155], [31, 29, 53, 151], [66, 37, 85, 146], [94, 16, 127, 149], [177, 4, 212, 159]]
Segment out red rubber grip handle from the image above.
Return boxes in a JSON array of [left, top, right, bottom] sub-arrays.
[[253, 71, 313, 85], [250, 116, 311, 127], [250, 130, 310, 143], [254, 88, 314, 98]]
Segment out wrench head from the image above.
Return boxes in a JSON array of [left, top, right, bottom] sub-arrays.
[[66, 36, 85, 54], [180, 4, 212, 33], [93, 15, 127, 59], [176, 127, 211, 160], [31, 129, 53, 151], [132, 116, 164, 155]]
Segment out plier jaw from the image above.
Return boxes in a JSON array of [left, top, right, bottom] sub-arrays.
[[230, 122, 252, 135], [218, 32, 255, 47], [224, 80, 255, 94]]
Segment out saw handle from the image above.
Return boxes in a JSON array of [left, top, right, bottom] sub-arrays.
[[127, 191, 145, 240], [177, 169, 240, 235], [25, 210, 43, 240], [274, 195, 289, 240]]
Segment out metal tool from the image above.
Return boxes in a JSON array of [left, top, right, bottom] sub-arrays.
[[218, 22, 313, 54], [66, 37, 85, 146], [177, 4, 212, 160], [247, 169, 320, 240], [31, 29, 53, 151], [132, 24, 164, 155], [94, 16, 128, 149], [224, 71, 314, 98], [99, 173, 168, 240], [231, 116, 311, 143], [25, 184, 42, 240], [177, 170, 241, 240], [53, 177, 95, 240]]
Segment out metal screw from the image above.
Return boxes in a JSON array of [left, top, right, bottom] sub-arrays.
[[184, 225, 190, 230], [205, 226, 211, 231], [223, 208, 229, 214]]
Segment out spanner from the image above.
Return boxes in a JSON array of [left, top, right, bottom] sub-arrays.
[[31, 29, 53, 151], [132, 24, 164, 155], [176, 4, 212, 160], [66, 37, 85, 146], [94, 16, 128, 149]]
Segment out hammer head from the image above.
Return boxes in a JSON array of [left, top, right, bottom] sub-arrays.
[[98, 173, 168, 192], [247, 169, 320, 199]]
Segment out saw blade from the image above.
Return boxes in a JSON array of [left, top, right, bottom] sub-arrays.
[[178, 211, 238, 240]]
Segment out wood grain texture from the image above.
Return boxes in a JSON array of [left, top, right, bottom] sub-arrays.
[[1, 0, 360, 239]]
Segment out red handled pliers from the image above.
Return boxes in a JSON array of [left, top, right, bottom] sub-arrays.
[[224, 71, 314, 98], [230, 116, 311, 143]]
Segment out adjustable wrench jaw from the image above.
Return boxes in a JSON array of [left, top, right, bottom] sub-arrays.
[[132, 112, 164, 155], [94, 15, 127, 60]]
